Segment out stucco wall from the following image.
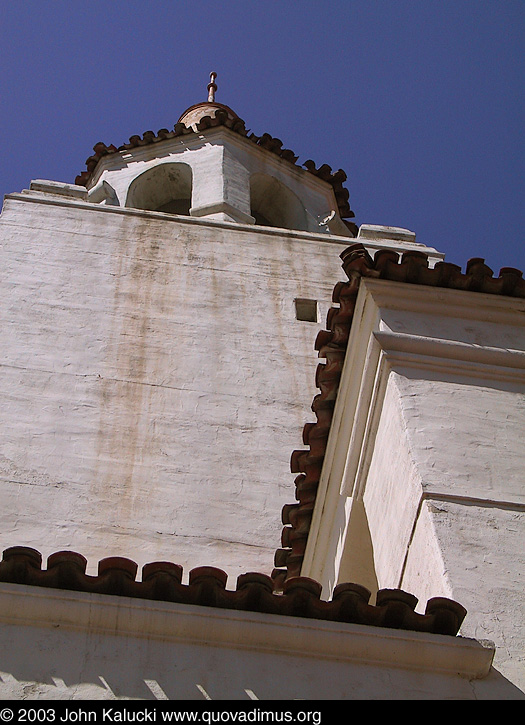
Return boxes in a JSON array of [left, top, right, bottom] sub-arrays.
[[0, 193, 345, 581], [395, 373, 525, 692]]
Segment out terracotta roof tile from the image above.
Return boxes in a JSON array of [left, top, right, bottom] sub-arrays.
[[340, 245, 525, 296], [0, 546, 466, 636], [74, 115, 357, 229], [273, 243, 524, 585]]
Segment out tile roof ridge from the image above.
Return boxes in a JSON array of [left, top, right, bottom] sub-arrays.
[[340, 243, 525, 296], [0, 546, 466, 636]]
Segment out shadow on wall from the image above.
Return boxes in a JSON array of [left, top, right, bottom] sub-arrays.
[[126, 163, 192, 215], [1, 622, 524, 700], [336, 498, 379, 599]]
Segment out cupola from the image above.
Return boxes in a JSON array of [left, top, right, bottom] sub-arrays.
[[177, 72, 241, 131], [76, 73, 357, 236]]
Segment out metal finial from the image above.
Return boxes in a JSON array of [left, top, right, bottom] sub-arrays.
[[207, 72, 217, 102]]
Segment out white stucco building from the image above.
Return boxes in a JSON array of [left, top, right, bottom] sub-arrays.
[[0, 76, 523, 700]]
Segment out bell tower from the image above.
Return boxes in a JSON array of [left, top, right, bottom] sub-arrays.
[[0, 74, 445, 587], [0, 74, 523, 700], [80, 73, 357, 234]]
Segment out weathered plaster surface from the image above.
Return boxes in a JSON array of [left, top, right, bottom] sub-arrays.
[[380, 373, 525, 692], [1, 195, 442, 586], [404, 498, 524, 691], [0, 194, 343, 580], [395, 372, 525, 690], [3, 188, 521, 699], [394, 374, 525, 503], [360, 374, 430, 590]]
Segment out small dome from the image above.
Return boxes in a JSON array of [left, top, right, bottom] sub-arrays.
[[178, 101, 240, 132]]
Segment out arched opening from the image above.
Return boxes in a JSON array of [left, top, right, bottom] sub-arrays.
[[250, 173, 308, 231], [126, 163, 192, 215]]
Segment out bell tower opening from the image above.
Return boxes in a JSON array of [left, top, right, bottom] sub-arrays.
[[125, 162, 192, 215], [250, 173, 308, 231]]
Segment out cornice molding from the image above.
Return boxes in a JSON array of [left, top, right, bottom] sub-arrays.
[[0, 582, 494, 678]]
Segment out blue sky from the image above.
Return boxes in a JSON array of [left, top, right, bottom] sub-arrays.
[[1, 0, 523, 273]]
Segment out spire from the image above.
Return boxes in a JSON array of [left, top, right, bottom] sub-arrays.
[[207, 72, 217, 103]]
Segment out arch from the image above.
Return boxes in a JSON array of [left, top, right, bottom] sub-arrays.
[[250, 173, 308, 231], [126, 163, 192, 215]]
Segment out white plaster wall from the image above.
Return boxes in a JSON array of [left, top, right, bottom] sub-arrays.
[[222, 147, 252, 218], [403, 498, 525, 691], [188, 141, 225, 212], [0, 194, 344, 581], [342, 368, 525, 692], [380, 307, 525, 351], [320, 280, 525, 693], [395, 373, 525, 691], [0, 621, 494, 701], [359, 373, 424, 590], [398, 499, 453, 607], [92, 137, 206, 208], [394, 374, 525, 503]]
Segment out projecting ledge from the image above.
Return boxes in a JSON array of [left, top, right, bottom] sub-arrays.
[[0, 582, 494, 679], [190, 201, 256, 225], [373, 330, 525, 381], [28, 179, 88, 200], [358, 224, 417, 243]]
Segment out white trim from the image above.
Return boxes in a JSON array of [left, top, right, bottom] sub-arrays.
[[2, 192, 351, 245], [301, 282, 379, 580], [366, 277, 525, 322], [1, 193, 444, 258], [29, 179, 88, 200], [374, 330, 525, 384]]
